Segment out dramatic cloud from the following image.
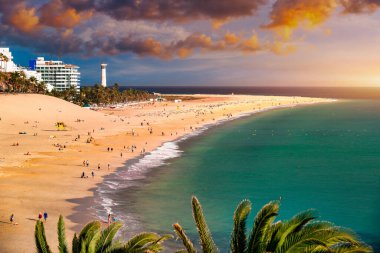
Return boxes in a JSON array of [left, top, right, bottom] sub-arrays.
[[83, 32, 264, 59], [39, 0, 93, 29], [264, 0, 380, 39], [1, 2, 40, 33], [0, 0, 92, 31], [264, 0, 337, 39], [0, 0, 379, 59], [64, 0, 268, 22]]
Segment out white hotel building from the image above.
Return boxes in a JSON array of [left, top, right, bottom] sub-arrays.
[[29, 57, 80, 91], [1, 48, 44, 85], [0, 48, 21, 72]]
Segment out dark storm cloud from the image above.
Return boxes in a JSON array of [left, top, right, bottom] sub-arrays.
[[340, 0, 380, 13], [64, 0, 268, 21]]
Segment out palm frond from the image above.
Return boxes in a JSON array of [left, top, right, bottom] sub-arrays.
[[230, 199, 251, 253], [273, 209, 317, 252], [276, 221, 373, 253], [266, 220, 282, 250], [35, 220, 52, 253], [57, 215, 69, 253], [191, 196, 219, 253], [124, 232, 161, 251], [153, 234, 174, 244], [331, 241, 373, 253], [247, 200, 279, 253], [142, 243, 164, 253], [110, 232, 171, 253], [274, 222, 333, 253], [173, 223, 197, 253], [95, 222, 123, 253], [143, 234, 173, 253], [78, 220, 102, 253], [72, 233, 80, 253]]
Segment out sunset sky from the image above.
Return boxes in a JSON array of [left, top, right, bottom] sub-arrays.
[[1, 0, 379, 86]]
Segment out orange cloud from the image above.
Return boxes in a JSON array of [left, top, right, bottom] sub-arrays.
[[264, 0, 337, 39], [212, 18, 229, 29], [269, 41, 297, 55], [141, 38, 162, 56], [177, 47, 193, 58], [239, 35, 261, 52], [39, 0, 93, 29], [224, 32, 240, 45], [7, 2, 40, 33]]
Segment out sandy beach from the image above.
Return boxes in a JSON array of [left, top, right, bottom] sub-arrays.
[[0, 93, 332, 253]]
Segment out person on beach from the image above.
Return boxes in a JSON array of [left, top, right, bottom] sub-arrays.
[[38, 212, 42, 221], [10, 214, 14, 224], [81, 171, 85, 178], [108, 213, 111, 226], [98, 164, 100, 170], [43, 212, 48, 222], [108, 164, 110, 170], [92, 171, 94, 178], [83, 160, 85, 166], [120, 152, 123, 158], [86, 160, 89, 167]]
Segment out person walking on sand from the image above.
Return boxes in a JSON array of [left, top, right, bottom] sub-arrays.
[[86, 160, 89, 167], [43, 211, 48, 222], [10, 214, 14, 224], [98, 163, 100, 170], [38, 212, 42, 221], [92, 171, 94, 178]]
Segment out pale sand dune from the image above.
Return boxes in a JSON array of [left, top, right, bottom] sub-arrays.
[[0, 93, 333, 252]]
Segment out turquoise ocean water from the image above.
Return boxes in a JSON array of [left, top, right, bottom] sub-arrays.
[[97, 100, 380, 251]]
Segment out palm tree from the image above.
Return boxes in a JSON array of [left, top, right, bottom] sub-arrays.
[[35, 215, 172, 253], [37, 81, 47, 94], [0, 53, 9, 72], [174, 196, 373, 253], [28, 76, 38, 92]]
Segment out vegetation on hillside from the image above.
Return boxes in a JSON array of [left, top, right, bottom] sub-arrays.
[[0, 71, 153, 106], [0, 71, 47, 93], [35, 197, 373, 253]]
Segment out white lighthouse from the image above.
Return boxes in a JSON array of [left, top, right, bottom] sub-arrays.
[[100, 63, 107, 87]]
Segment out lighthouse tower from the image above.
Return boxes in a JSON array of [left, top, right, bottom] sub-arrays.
[[100, 63, 107, 87]]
